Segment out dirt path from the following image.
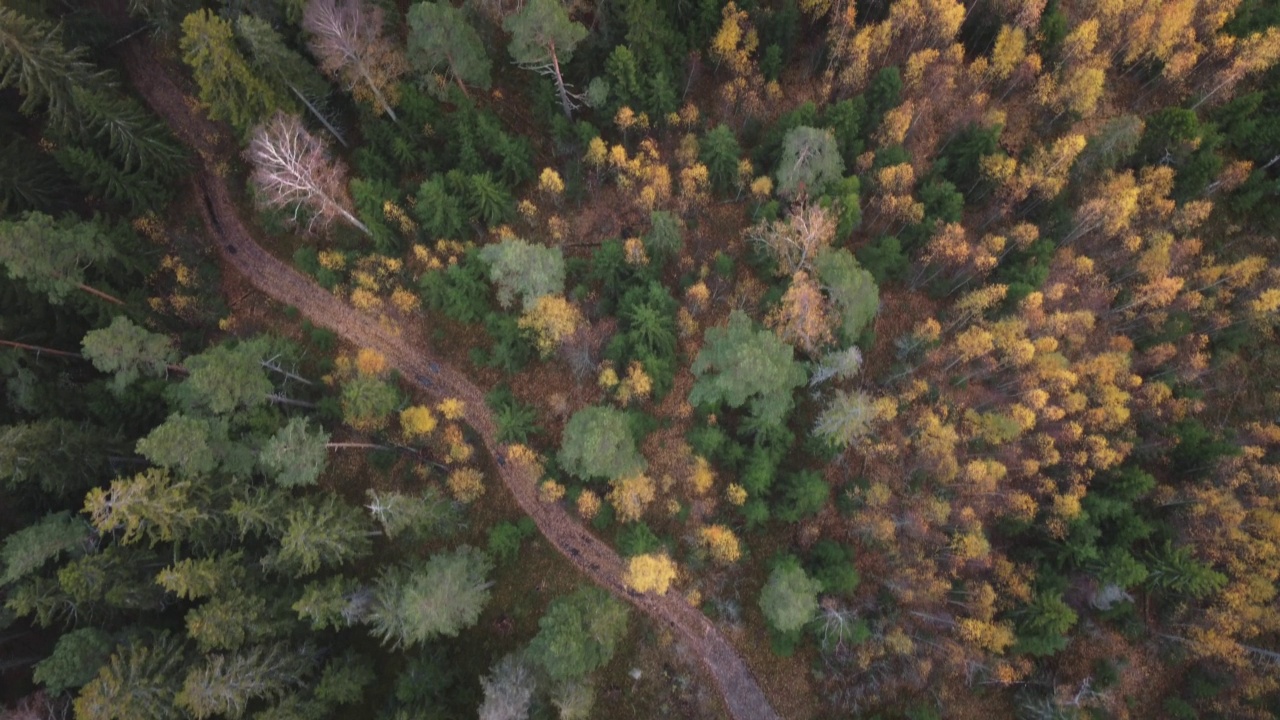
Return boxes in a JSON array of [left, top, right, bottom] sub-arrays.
[[121, 43, 784, 720]]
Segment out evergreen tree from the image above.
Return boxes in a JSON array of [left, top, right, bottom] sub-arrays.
[[478, 237, 565, 311], [527, 587, 629, 681], [81, 316, 177, 394], [558, 406, 646, 481], [504, 0, 588, 118], [83, 468, 206, 547], [0, 419, 116, 497], [259, 417, 330, 488], [814, 247, 878, 343], [0, 7, 102, 124], [177, 340, 273, 416], [175, 643, 314, 719], [368, 545, 493, 648], [689, 311, 807, 427], [73, 634, 186, 720], [180, 9, 285, 134], [135, 413, 218, 478], [643, 210, 683, 268], [33, 626, 113, 696], [776, 126, 843, 200], [185, 591, 276, 653], [0, 510, 89, 586], [759, 562, 820, 634], [406, 2, 492, 99], [234, 15, 344, 144], [271, 493, 374, 577], [0, 212, 121, 306], [700, 124, 742, 195]]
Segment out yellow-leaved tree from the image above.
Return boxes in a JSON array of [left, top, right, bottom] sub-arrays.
[[447, 468, 485, 502], [519, 295, 582, 357], [625, 553, 677, 594], [699, 525, 742, 564], [608, 473, 656, 523], [400, 406, 437, 438]]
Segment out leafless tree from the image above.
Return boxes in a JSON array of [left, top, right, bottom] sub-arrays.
[[302, 0, 406, 121], [247, 113, 369, 235], [477, 654, 536, 720]]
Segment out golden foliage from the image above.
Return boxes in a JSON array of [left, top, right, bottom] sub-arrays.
[[699, 524, 742, 564], [538, 479, 566, 503], [623, 237, 649, 266], [519, 295, 583, 357], [726, 483, 747, 506], [766, 271, 836, 355], [576, 490, 601, 519], [538, 167, 565, 196], [437, 398, 465, 421], [689, 456, 716, 495], [616, 361, 653, 406], [447, 468, 485, 503], [400, 405, 438, 438], [625, 553, 678, 594], [608, 473, 657, 523], [356, 348, 388, 376]]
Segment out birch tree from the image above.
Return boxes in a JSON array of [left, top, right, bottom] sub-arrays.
[[247, 113, 369, 235], [303, 0, 406, 120]]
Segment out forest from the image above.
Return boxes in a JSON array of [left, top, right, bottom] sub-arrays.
[[2, 0, 1280, 718]]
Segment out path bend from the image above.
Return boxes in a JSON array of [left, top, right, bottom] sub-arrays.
[[121, 42, 783, 720]]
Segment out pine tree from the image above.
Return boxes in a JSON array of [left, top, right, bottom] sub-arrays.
[[0, 212, 121, 305], [134, 413, 218, 478], [527, 587, 629, 681], [558, 406, 646, 481], [504, 0, 588, 118], [759, 562, 820, 634], [81, 316, 177, 394], [814, 247, 879, 343], [177, 340, 274, 416], [406, 2, 492, 99], [478, 237, 566, 311], [776, 126, 844, 200], [689, 311, 807, 428]]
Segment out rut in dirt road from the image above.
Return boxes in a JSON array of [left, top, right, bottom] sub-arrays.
[[120, 41, 785, 720]]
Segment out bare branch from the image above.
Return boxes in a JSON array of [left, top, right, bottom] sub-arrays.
[[247, 112, 369, 236]]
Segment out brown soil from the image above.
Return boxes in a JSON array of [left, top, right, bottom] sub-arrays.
[[120, 40, 785, 720]]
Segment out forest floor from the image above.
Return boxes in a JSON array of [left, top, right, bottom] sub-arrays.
[[119, 36, 787, 720]]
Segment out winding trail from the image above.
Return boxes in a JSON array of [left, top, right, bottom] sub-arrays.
[[121, 42, 783, 720]]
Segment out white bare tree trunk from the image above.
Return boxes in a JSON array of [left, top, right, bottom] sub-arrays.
[[247, 113, 370, 236]]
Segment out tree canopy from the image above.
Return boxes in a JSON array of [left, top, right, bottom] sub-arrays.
[[558, 406, 646, 481], [689, 311, 807, 427]]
